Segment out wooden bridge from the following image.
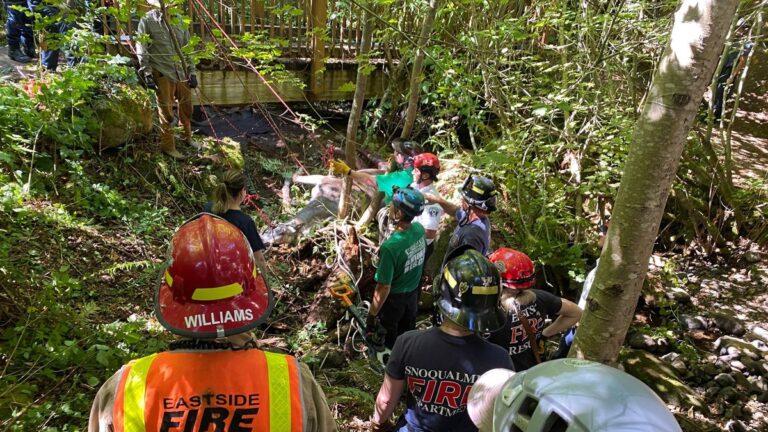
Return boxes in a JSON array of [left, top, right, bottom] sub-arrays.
[[116, 0, 392, 104]]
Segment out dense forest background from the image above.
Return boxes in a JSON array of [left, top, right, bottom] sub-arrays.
[[0, 0, 767, 430]]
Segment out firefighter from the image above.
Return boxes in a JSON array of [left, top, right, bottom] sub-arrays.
[[423, 174, 497, 259], [368, 186, 427, 349], [409, 152, 443, 262], [487, 247, 581, 371], [371, 247, 513, 431], [88, 214, 336, 432]]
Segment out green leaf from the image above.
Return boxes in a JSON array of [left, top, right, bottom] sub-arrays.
[[337, 82, 356, 92]]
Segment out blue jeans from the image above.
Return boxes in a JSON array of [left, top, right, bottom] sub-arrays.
[[36, 5, 68, 70], [40, 20, 69, 70], [4, 1, 34, 53]]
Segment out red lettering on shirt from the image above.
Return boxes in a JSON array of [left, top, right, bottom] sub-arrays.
[[423, 379, 437, 403], [408, 377, 425, 395], [433, 381, 462, 409], [509, 325, 525, 344]]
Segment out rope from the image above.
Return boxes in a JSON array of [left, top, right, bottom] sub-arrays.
[[186, 1, 313, 176], [242, 192, 274, 227], [187, 0, 303, 124]]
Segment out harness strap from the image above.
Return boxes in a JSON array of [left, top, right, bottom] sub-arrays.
[[516, 309, 541, 365]]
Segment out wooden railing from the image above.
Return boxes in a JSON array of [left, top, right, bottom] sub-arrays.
[[104, 0, 383, 97], [185, 0, 368, 59]]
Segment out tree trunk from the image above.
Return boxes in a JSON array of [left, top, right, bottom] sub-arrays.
[[339, 8, 375, 218], [401, 0, 439, 139], [569, 0, 739, 365]]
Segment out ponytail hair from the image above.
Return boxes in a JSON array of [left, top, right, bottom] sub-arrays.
[[500, 288, 537, 313], [211, 170, 247, 214]]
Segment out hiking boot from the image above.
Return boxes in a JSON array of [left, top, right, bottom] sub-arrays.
[[23, 47, 36, 59], [9, 49, 32, 64], [162, 148, 186, 159]]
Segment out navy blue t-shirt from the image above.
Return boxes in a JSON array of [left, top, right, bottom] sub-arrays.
[[386, 327, 513, 431], [202, 202, 265, 252], [487, 289, 562, 371], [442, 209, 491, 266]]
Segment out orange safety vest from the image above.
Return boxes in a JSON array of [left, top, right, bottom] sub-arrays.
[[112, 350, 306, 432]]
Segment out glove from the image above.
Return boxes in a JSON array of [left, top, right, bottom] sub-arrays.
[[188, 74, 198, 89], [370, 419, 392, 432], [366, 313, 379, 332], [143, 72, 157, 90], [330, 159, 351, 176], [366, 314, 386, 350]]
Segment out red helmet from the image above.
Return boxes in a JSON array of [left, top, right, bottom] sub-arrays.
[[488, 248, 535, 289], [413, 152, 440, 171], [155, 214, 273, 338]]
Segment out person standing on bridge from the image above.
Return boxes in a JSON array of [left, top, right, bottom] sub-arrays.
[[136, 0, 197, 159], [371, 247, 512, 432], [88, 214, 337, 432]]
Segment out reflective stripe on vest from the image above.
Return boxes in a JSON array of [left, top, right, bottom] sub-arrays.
[[113, 350, 306, 432]]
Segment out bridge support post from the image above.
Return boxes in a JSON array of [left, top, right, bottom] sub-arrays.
[[310, 0, 327, 99]]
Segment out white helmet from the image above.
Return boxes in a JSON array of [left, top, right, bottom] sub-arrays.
[[479, 359, 681, 431]]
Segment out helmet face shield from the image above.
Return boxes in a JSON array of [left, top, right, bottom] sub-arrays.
[[155, 213, 274, 338], [460, 175, 497, 212]]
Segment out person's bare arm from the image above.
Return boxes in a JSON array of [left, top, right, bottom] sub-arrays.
[[371, 374, 406, 430], [370, 283, 391, 316], [348, 170, 378, 193], [542, 299, 582, 337], [423, 193, 459, 217]]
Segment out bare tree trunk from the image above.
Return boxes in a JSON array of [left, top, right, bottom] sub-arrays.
[[339, 8, 375, 218], [401, 0, 439, 139], [569, 0, 740, 365]]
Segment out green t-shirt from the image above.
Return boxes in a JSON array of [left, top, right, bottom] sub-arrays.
[[375, 222, 426, 294], [376, 169, 413, 203]]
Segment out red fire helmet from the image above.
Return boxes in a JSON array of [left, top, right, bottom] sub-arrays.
[[413, 152, 440, 171], [155, 214, 273, 338], [488, 247, 535, 289]]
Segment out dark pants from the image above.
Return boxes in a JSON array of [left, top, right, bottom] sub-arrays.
[[5, 1, 34, 53], [37, 5, 68, 71], [424, 241, 435, 266], [380, 289, 419, 349]]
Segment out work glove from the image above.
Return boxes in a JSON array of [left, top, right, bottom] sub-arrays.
[[366, 314, 386, 350], [188, 74, 198, 89], [370, 419, 393, 432], [366, 313, 379, 332], [143, 72, 157, 90], [330, 159, 351, 176]]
